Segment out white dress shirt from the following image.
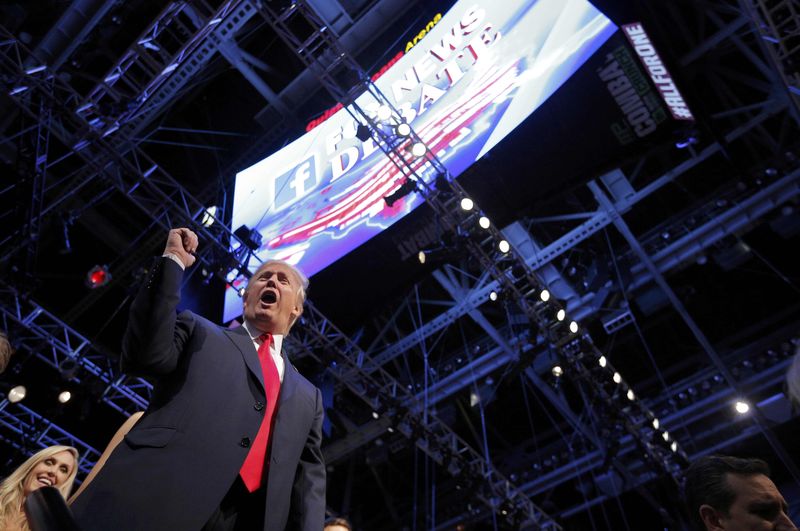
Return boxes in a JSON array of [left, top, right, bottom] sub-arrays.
[[242, 319, 285, 383], [163, 252, 285, 382]]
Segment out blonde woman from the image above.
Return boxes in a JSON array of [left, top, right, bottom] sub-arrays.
[[0, 445, 79, 531]]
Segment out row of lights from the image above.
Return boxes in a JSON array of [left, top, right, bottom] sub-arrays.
[[5, 385, 73, 404]]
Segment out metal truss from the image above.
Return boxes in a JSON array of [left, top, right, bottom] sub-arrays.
[[531, 331, 799, 516], [740, 0, 800, 123], [0, 399, 101, 477], [324, 162, 800, 469], [74, 0, 259, 147], [0, 283, 151, 415]]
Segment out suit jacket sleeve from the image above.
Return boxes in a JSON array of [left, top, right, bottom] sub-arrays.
[[290, 386, 326, 530], [121, 257, 194, 377]]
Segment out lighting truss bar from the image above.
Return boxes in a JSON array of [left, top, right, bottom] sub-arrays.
[[0, 399, 101, 477], [0, 284, 151, 414], [518, 341, 795, 498], [590, 176, 800, 485], [324, 167, 800, 463], [367, 104, 782, 369], [76, 0, 259, 145]]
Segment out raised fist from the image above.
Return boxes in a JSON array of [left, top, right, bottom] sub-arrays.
[[164, 228, 198, 268]]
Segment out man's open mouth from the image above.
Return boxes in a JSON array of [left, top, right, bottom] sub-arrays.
[[260, 291, 277, 304]]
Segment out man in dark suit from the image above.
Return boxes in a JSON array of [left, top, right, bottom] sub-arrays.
[[71, 227, 325, 531]]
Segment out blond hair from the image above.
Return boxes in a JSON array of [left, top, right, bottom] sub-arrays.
[[0, 446, 79, 531]]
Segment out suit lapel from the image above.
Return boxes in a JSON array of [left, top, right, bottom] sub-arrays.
[[278, 349, 297, 405], [223, 326, 264, 391]]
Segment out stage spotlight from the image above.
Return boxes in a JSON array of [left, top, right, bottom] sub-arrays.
[[626, 389, 635, 401], [372, 410, 380, 419], [539, 289, 551, 302], [569, 321, 579, 333], [8, 385, 26, 403], [201, 206, 218, 227], [612, 372, 622, 384], [551, 365, 563, 377], [556, 309, 566, 321], [356, 123, 372, 142], [734, 400, 750, 414], [58, 390, 72, 404], [662, 431, 670, 441], [478, 216, 490, 229], [396, 122, 411, 136], [460, 197, 474, 211], [377, 105, 392, 121], [489, 291, 498, 302], [411, 142, 427, 157], [86, 265, 112, 289], [59, 358, 79, 380], [670, 441, 678, 452], [652, 418, 660, 429], [234, 224, 262, 251], [498, 240, 510, 253], [418, 250, 427, 264], [598, 355, 607, 368], [384, 178, 418, 207]]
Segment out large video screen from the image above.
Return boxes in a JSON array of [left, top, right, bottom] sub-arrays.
[[224, 0, 616, 321]]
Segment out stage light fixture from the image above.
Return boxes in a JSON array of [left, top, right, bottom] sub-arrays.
[[396, 122, 411, 136], [356, 123, 372, 142], [417, 250, 426, 264], [670, 441, 678, 452], [662, 431, 670, 441], [377, 105, 392, 121], [556, 309, 566, 321], [598, 355, 607, 368], [460, 197, 474, 211], [478, 216, 490, 229], [372, 411, 380, 419], [8, 385, 26, 403], [734, 400, 750, 414], [539, 289, 551, 302], [612, 372, 622, 384], [489, 291, 498, 301], [384, 178, 418, 207], [411, 142, 427, 157], [201, 206, 218, 227], [235, 225, 263, 251], [498, 240, 510, 253], [58, 390, 72, 404], [569, 321, 579, 333], [551, 365, 563, 377], [86, 265, 112, 289], [652, 418, 660, 429], [626, 389, 635, 401]]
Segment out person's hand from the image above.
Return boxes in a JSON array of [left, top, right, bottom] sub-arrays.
[[164, 228, 198, 268]]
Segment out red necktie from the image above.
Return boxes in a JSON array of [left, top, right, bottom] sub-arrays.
[[240, 333, 281, 492]]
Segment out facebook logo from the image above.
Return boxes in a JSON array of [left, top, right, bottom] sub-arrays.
[[272, 156, 317, 211]]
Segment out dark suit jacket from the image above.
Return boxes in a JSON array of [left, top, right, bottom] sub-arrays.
[[71, 257, 325, 531]]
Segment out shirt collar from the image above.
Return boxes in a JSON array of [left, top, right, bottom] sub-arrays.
[[242, 320, 284, 354]]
